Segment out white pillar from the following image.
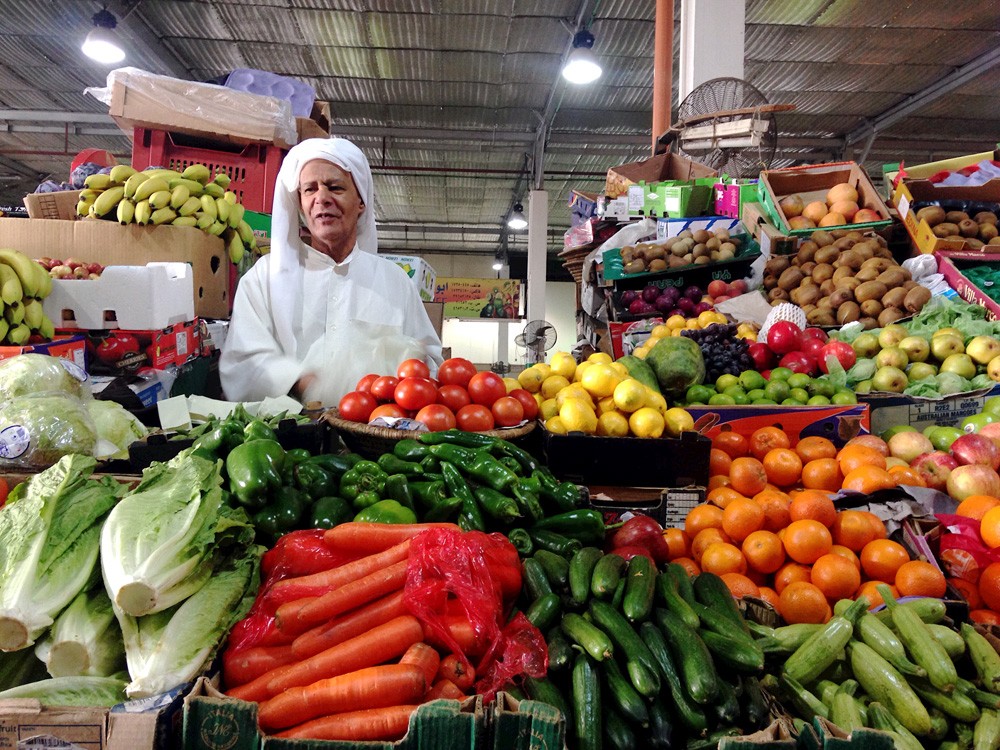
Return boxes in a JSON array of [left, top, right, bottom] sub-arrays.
[[497, 262, 510, 366], [526, 189, 548, 329], [679, 0, 745, 101]]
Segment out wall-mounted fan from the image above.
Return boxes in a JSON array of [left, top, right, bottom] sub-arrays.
[[515, 320, 557, 364], [491, 361, 512, 376]]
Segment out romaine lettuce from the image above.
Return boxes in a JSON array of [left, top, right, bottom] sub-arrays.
[[35, 588, 124, 677], [0, 673, 127, 706]]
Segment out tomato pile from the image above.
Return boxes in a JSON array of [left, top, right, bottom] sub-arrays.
[[337, 358, 539, 432]]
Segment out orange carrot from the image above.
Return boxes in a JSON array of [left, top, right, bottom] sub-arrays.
[[274, 704, 418, 741], [425, 678, 466, 701], [290, 590, 408, 660], [257, 663, 425, 731], [324, 522, 460, 554], [437, 653, 475, 691], [222, 643, 297, 689], [276, 559, 409, 635], [424, 614, 486, 657], [266, 539, 411, 606], [399, 642, 441, 688]]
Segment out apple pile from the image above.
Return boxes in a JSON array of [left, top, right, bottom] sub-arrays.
[[618, 279, 747, 318], [752, 320, 857, 377], [36, 257, 104, 280]]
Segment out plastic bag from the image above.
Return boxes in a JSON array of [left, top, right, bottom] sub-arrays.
[[0, 392, 98, 468], [936, 513, 1000, 583]]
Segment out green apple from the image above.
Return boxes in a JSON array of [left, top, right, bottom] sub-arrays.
[[881, 425, 917, 441], [940, 353, 977, 379], [929, 425, 964, 451], [962, 413, 996, 432]]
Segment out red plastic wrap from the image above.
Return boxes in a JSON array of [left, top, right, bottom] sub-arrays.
[[936, 513, 1000, 582]]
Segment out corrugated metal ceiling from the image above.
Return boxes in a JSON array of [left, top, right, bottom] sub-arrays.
[[0, 0, 998, 266]]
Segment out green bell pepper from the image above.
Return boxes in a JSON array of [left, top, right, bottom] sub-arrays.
[[377, 453, 425, 477], [353, 499, 418, 524], [243, 418, 278, 442], [282, 448, 313, 484], [193, 418, 244, 456], [384, 474, 416, 512], [532, 509, 606, 545], [294, 461, 337, 500], [308, 453, 362, 475], [226, 438, 286, 508], [418, 429, 497, 448], [340, 460, 388, 510], [270, 485, 307, 530], [393, 438, 432, 461], [311, 496, 352, 529], [473, 486, 522, 522]]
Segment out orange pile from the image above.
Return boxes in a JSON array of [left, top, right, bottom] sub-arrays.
[[674, 428, 948, 626]]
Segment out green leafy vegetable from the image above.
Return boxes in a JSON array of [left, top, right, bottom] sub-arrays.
[[0, 646, 47, 691], [0, 354, 88, 400], [35, 588, 124, 678], [87, 400, 149, 461], [0, 394, 98, 467], [936, 371, 971, 396], [0, 674, 127, 707]]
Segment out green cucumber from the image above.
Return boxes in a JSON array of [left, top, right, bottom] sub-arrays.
[[588, 600, 661, 697], [522, 557, 553, 600], [700, 628, 765, 672], [560, 612, 613, 662], [656, 567, 699, 629], [654, 606, 719, 705], [601, 657, 649, 728], [571, 652, 601, 750], [666, 561, 697, 605], [533, 549, 570, 592], [524, 592, 561, 632], [524, 676, 570, 721], [591, 553, 627, 599], [603, 707, 637, 750], [569, 547, 603, 605], [647, 698, 675, 750], [742, 675, 769, 731], [713, 675, 741, 725], [610, 577, 626, 611], [622, 553, 656, 622], [692, 571, 750, 634], [546, 631, 573, 672], [639, 621, 708, 734]]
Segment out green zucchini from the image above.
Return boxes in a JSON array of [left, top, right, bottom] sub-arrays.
[[639, 621, 708, 734], [600, 657, 649, 728], [783, 596, 868, 685], [963, 623, 1000, 693], [685, 727, 741, 750], [958, 678, 1000, 711], [880, 585, 957, 694], [779, 673, 828, 720], [610, 577, 626, 611], [867, 701, 925, 750], [569, 547, 603, 606], [621, 554, 656, 622], [533, 549, 570, 592], [560, 612, 613, 662], [524, 676, 570, 721], [874, 595, 947, 625], [974, 707, 1000, 750], [848, 640, 932, 736], [928, 708, 950, 743], [588, 600, 661, 697], [910, 676, 981, 723], [603, 707, 637, 750], [753, 622, 824, 654], [927, 622, 967, 659], [857, 611, 927, 678], [654, 606, 718, 705], [524, 592, 561, 631], [741, 674, 769, 730], [522, 557, 553, 600], [656, 568, 699, 629], [571, 652, 601, 750], [591, 553, 627, 600], [830, 681, 865, 733], [692, 571, 750, 634]]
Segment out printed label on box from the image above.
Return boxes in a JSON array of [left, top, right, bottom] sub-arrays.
[[627, 184, 645, 213]]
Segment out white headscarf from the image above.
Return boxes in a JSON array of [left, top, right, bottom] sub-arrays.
[[268, 137, 377, 347]]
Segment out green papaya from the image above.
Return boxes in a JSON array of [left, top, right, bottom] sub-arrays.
[[645, 336, 706, 396], [617, 354, 661, 394]]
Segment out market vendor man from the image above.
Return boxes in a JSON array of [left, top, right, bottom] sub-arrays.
[[221, 137, 443, 405]]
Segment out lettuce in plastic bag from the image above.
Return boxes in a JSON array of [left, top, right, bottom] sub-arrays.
[[87, 400, 148, 460], [0, 393, 97, 467], [935, 371, 971, 396], [904, 377, 940, 398], [0, 354, 88, 401]]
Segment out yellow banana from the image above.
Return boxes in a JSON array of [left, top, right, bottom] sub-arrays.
[[236, 219, 254, 245], [79, 189, 102, 203], [148, 190, 172, 210], [6, 323, 30, 346], [22, 298, 43, 330], [37, 315, 54, 341], [35, 266, 52, 299], [142, 168, 183, 181], [93, 186, 125, 217], [151, 207, 177, 225], [203, 182, 225, 199], [195, 212, 216, 230], [207, 221, 227, 237], [0, 249, 40, 297], [109, 164, 137, 184], [172, 216, 198, 228], [84, 173, 113, 190], [223, 191, 238, 206], [227, 202, 245, 229], [0, 264, 22, 305], [169, 185, 190, 210], [117, 198, 135, 225], [168, 178, 204, 195], [226, 230, 245, 265], [213, 172, 232, 188], [76, 200, 92, 217], [178, 196, 202, 216], [4, 301, 24, 326], [123, 172, 149, 198], [200, 195, 218, 220], [0, 319, 9, 344], [134, 177, 170, 202], [88, 204, 98, 217], [215, 197, 230, 224], [181, 163, 211, 184], [134, 200, 152, 225]]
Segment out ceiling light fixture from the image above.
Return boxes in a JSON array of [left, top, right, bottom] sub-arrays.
[[82, 8, 126, 64], [562, 29, 602, 85], [507, 203, 528, 230], [492, 255, 504, 271]]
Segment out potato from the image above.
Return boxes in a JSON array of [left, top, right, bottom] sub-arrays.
[[855, 280, 888, 303], [769, 288, 790, 303], [692, 229, 712, 244], [837, 301, 861, 325], [692, 243, 710, 259], [778, 267, 806, 290], [881, 287, 908, 309], [714, 228, 731, 241], [945, 210, 970, 224], [933, 222, 960, 238], [879, 307, 907, 327], [904, 285, 931, 313], [705, 237, 721, 252], [716, 247, 735, 261], [860, 299, 884, 318], [694, 256, 711, 265], [815, 246, 840, 265], [916, 205, 946, 226], [875, 268, 907, 288]]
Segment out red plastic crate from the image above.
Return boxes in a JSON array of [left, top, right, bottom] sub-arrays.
[[131, 127, 284, 213]]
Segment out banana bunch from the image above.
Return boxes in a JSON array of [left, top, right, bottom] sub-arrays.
[[0, 248, 56, 345], [77, 164, 258, 265]]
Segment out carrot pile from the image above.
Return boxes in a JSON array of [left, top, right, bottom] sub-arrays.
[[221, 522, 506, 742]]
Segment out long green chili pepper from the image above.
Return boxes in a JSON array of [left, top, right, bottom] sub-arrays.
[[377, 453, 425, 477], [493, 440, 542, 474], [508, 528, 535, 556], [424, 495, 464, 522], [428, 443, 478, 466], [418, 428, 497, 448], [457, 496, 486, 532], [393, 438, 432, 461], [473, 486, 522, 522], [511, 479, 544, 523], [383, 474, 416, 512], [528, 528, 582, 557], [532, 509, 606, 545], [466, 452, 519, 492]]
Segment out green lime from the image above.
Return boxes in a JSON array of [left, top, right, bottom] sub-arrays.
[[730, 392, 751, 405], [769, 367, 794, 382], [708, 393, 737, 406], [716, 374, 740, 392], [781, 398, 801, 406], [764, 380, 791, 402], [808, 379, 836, 398], [787, 373, 812, 390], [789, 387, 809, 404], [739, 371, 768, 392], [723, 384, 747, 398], [831, 390, 858, 405], [930, 426, 964, 451], [752, 398, 778, 405], [747, 389, 766, 401], [686, 384, 714, 404], [807, 395, 831, 406], [687, 401, 706, 406]]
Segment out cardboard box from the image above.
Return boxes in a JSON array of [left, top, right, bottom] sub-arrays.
[[861, 382, 1000, 436], [295, 101, 331, 142], [0, 334, 87, 367], [608, 319, 661, 358], [78, 319, 202, 374], [22, 189, 82, 220], [605, 152, 717, 200], [655, 215, 740, 241], [740, 201, 799, 257], [759, 161, 892, 236], [379, 254, 437, 302], [44, 263, 195, 331], [885, 149, 999, 191], [587, 485, 707, 529], [423, 301, 444, 338], [935, 250, 1000, 320], [687, 403, 871, 448], [894, 177, 1000, 254], [640, 178, 716, 219], [489, 693, 565, 750], [714, 180, 760, 219], [0, 218, 229, 320]]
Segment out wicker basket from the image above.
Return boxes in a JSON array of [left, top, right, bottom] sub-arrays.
[[321, 408, 537, 459], [558, 246, 593, 284]]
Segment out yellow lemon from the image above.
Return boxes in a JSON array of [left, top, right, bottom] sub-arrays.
[[503, 377, 520, 393], [663, 407, 695, 437], [560, 398, 598, 434], [610, 361, 629, 380], [549, 351, 577, 380], [698, 310, 726, 328], [533, 392, 544, 409], [645, 389, 668, 413], [613, 378, 648, 413], [556, 383, 593, 409], [573, 360, 592, 382], [650, 324, 670, 339], [545, 415, 568, 435], [597, 410, 630, 437], [581, 363, 622, 399], [587, 352, 613, 365], [667, 314, 687, 330], [684, 319, 701, 330], [539, 397, 559, 420], [541, 374, 571, 400], [596, 395, 617, 414], [629, 407, 665, 438], [633, 347, 649, 359], [517, 366, 544, 393], [533, 363, 552, 379]]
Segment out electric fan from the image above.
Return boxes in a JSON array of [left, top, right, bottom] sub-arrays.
[[514, 320, 557, 364]]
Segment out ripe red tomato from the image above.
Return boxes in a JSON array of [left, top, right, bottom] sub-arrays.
[[397, 358, 430, 380], [415, 404, 457, 432], [369, 403, 407, 422], [456, 404, 495, 432], [394, 377, 438, 411], [370, 375, 400, 403], [338, 390, 378, 423], [437, 357, 478, 388], [467, 371, 507, 407], [438, 384, 472, 413], [491, 396, 524, 427], [355, 373, 379, 393], [508, 388, 539, 420]]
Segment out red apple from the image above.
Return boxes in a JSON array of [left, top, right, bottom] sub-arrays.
[[818, 340, 857, 374], [707, 279, 729, 298], [950, 433, 1000, 470], [912, 451, 959, 491], [977, 422, 1000, 451], [86, 262, 104, 275], [887, 431, 934, 463], [946, 464, 1000, 502], [846, 434, 890, 456], [714, 295, 731, 304], [748, 342, 776, 371]]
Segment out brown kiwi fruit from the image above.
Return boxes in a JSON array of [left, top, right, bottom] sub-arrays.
[[916, 205, 946, 226], [974, 211, 999, 226], [829, 289, 855, 308], [811, 230, 835, 247], [691, 229, 711, 243], [945, 210, 970, 224], [881, 287, 908, 309], [933, 222, 960, 238], [814, 246, 840, 265], [981, 224, 999, 242], [811, 263, 835, 283], [837, 302, 861, 325], [820, 278, 836, 296], [769, 288, 790, 302], [648, 258, 667, 272], [796, 243, 818, 265], [878, 307, 907, 327], [859, 317, 878, 330], [832, 266, 856, 283], [959, 219, 980, 238], [860, 299, 884, 318]]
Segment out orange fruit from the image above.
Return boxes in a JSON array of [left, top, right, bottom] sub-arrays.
[[811, 553, 862, 600], [788, 490, 837, 527], [691, 527, 733, 562], [956, 495, 1000, 521], [949, 577, 983, 609], [895, 560, 947, 598], [778, 581, 831, 624], [828, 544, 861, 570], [672, 556, 700, 577], [858, 510, 888, 540], [708, 475, 732, 491], [856, 580, 896, 609], [742, 530, 786, 574], [710, 448, 733, 478], [721, 572, 760, 599], [981, 506, 1000, 549], [755, 491, 792, 533], [730, 456, 769, 497], [842, 465, 896, 494], [700, 542, 747, 576], [774, 561, 813, 594], [749, 427, 791, 461], [795, 436, 837, 463], [859, 539, 910, 582], [713, 431, 749, 459], [888, 465, 926, 488], [757, 585, 781, 610], [745, 567, 769, 586], [970, 609, 1000, 626], [722, 497, 766, 542], [838, 445, 887, 476], [831, 509, 879, 552], [662, 528, 691, 561], [978, 562, 1000, 611], [684, 504, 724, 539], [707, 486, 746, 509], [763, 448, 803, 488], [801, 458, 843, 492], [783, 519, 833, 564]]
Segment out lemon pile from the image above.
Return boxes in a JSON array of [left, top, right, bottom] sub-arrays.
[[517, 350, 695, 439]]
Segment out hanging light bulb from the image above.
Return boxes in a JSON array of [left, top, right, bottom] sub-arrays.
[[492, 255, 504, 271], [562, 29, 602, 85], [507, 203, 528, 230], [82, 8, 126, 64]]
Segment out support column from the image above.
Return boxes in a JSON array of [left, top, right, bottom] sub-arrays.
[[526, 189, 549, 338], [652, 0, 674, 152], [679, 0, 745, 101]]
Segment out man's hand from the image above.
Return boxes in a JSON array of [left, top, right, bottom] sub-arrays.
[[292, 373, 317, 400]]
